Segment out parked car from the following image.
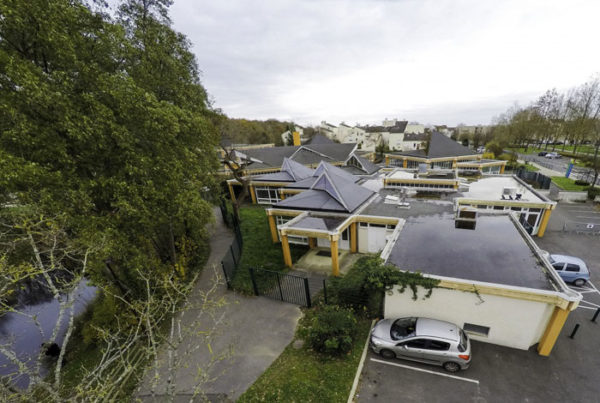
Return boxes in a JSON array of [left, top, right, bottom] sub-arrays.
[[370, 317, 471, 373], [538, 151, 548, 156], [549, 254, 590, 287], [545, 152, 561, 159]]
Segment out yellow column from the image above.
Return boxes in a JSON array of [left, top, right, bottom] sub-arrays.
[[280, 190, 286, 200], [385, 155, 390, 166], [537, 305, 571, 356], [228, 182, 237, 203], [330, 236, 339, 276], [403, 159, 407, 169], [268, 214, 279, 243], [281, 234, 293, 268], [500, 163, 506, 174], [249, 185, 257, 204], [537, 209, 553, 238], [308, 237, 317, 249], [350, 223, 357, 253], [452, 158, 457, 169]]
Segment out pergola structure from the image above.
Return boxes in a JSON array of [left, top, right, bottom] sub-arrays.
[[267, 209, 401, 276]]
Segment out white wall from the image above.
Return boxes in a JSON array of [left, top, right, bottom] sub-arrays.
[[385, 285, 554, 350]]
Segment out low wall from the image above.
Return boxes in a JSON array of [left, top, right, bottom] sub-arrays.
[[385, 285, 554, 350], [553, 191, 588, 202]]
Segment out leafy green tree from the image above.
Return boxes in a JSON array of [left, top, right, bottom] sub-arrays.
[[0, 0, 219, 297]]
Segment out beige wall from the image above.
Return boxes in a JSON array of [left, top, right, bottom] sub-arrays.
[[385, 285, 554, 350]]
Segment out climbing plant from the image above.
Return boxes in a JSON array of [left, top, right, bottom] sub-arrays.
[[360, 255, 440, 300]]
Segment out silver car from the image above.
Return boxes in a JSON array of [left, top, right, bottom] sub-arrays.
[[370, 317, 471, 372]]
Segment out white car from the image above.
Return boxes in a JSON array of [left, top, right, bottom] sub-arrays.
[[545, 152, 561, 159]]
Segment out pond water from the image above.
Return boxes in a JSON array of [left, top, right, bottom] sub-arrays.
[[0, 280, 98, 389]]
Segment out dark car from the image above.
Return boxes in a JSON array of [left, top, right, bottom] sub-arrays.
[[538, 151, 548, 156]]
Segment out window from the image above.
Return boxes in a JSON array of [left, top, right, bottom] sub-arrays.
[[552, 263, 564, 271], [426, 340, 450, 351], [275, 216, 308, 245], [404, 339, 427, 349], [510, 207, 522, 211], [255, 186, 280, 204], [493, 205, 505, 210], [463, 323, 490, 337], [566, 264, 580, 272], [342, 228, 349, 241]]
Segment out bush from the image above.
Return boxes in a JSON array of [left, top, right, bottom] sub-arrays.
[[587, 186, 600, 200], [575, 180, 590, 186], [300, 306, 357, 356]]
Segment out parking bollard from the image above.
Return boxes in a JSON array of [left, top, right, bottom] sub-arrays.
[[592, 308, 600, 323], [569, 324, 580, 339]]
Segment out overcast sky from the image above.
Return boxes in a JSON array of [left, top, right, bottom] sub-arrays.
[[164, 0, 600, 127]]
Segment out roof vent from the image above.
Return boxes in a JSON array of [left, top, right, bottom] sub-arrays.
[[455, 208, 477, 230]]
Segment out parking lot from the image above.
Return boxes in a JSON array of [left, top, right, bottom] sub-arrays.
[[356, 201, 600, 402]]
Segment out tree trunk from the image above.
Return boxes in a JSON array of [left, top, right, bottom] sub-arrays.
[[593, 141, 600, 186]]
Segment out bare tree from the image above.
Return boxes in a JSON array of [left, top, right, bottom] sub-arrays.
[[0, 215, 230, 402]]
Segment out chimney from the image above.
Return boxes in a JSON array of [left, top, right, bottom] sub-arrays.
[[293, 131, 301, 146]]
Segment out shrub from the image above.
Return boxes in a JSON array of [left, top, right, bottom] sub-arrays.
[[575, 180, 590, 186], [587, 186, 600, 200], [300, 306, 357, 356]]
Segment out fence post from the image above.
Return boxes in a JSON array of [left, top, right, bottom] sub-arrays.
[[249, 268, 259, 296], [221, 261, 230, 289], [230, 245, 237, 268], [276, 272, 284, 301], [322, 279, 328, 304], [304, 277, 311, 308]]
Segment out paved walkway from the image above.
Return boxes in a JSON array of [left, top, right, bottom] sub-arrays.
[[137, 207, 301, 402]]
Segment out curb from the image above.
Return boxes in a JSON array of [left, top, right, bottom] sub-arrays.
[[347, 319, 376, 403]]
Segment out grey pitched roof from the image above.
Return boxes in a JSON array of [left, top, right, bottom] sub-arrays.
[[303, 143, 357, 162], [284, 161, 359, 189], [427, 131, 475, 158], [240, 143, 356, 169], [362, 125, 386, 133], [293, 216, 344, 231], [253, 157, 314, 182], [276, 166, 374, 212], [346, 153, 379, 174], [403, 132, 428, 141], [275, 189, 347, 212], [305, 134, 334, 145], [389, 121, 408, 133], [390, 149, 426, 158]]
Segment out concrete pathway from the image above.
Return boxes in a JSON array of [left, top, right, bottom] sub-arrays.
[[137, 207, 302, 402]]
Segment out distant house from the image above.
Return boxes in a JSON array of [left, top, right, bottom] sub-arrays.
[[385, 132, 506, 174], [225, 143, 382, 204]]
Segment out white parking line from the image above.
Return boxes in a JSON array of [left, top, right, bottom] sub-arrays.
[[370, 358, 479, 385]]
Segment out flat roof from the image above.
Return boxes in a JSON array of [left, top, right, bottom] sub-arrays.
[[388, 171, 416, 180], [456, 176, 547, 203], [387, 213, 555, 291], [361, 190, 455, 219]]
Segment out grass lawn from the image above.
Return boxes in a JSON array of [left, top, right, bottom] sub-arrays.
[[232, 206, 308, 294], [551, 177, 590, 191], [238, 316, 372, 403], [520, 163, 539, 172]]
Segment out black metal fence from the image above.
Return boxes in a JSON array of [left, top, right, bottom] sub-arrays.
[[516, 168, 551, 189], [249, 268, 312, 307], [220, 207, 242, 289]]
